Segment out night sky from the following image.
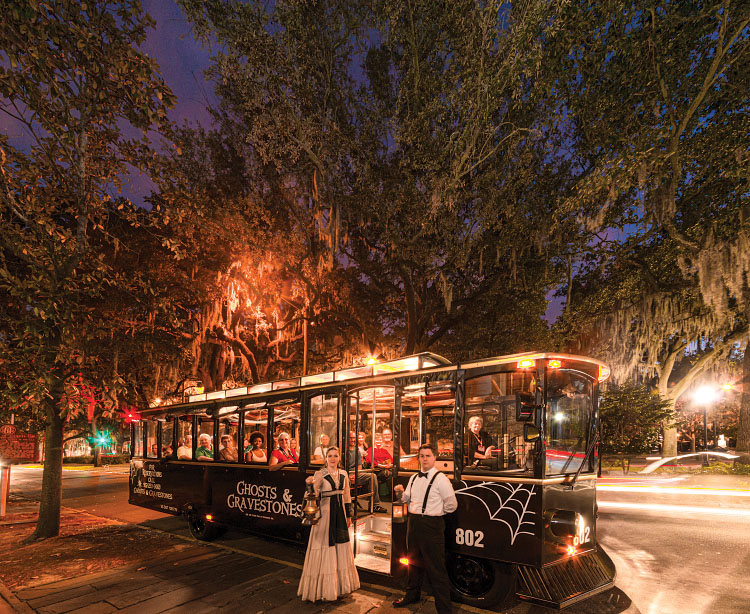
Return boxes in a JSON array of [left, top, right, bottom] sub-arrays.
[[141, 0, 215, 129]]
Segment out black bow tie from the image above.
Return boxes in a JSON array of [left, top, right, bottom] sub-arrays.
[[417, 471, 429, 479]]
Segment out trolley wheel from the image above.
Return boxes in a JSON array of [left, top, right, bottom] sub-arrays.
[[187, 511, 222, 541], [446, 553, 516, 608]]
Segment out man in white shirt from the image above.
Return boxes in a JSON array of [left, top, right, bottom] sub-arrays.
[[392, 443, 457, 613]]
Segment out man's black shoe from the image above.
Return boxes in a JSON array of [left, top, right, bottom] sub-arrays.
[[373, 505, 387, 513], [392, 596, 419, 607]]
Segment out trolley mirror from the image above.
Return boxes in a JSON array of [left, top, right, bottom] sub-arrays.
[[523, 423, 540, 442]]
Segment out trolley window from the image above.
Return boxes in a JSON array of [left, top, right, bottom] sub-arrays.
[[400, 385, 455, 470], [196, 419, 215, 461], [243, 405, 269, 464], [176, 416, 193, 459], [464, 371, 533, 475], [270, 402, 300, 468], [424, 407, 454, 459], [145, 421, 158, 458], [218, 416, 239, 462], [161, 419, 175, 457], [132, 421, 144, 458], [310, 394, 339, 464], [546, 370, 593, 475]]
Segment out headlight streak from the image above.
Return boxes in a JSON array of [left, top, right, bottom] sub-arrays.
[[597, 501, 750, 517], [597, 485, 750, 497]]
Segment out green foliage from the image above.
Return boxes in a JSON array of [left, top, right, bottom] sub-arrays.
[[599, 382, 675, 455], [175, 0, 564, 372], [0, 0, 177, 417], [0, 0, 179, 538], [542, 1, 750, 454]]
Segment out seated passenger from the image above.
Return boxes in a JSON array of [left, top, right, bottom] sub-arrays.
[[195, 433, 214, 461], [269, 431, 298, 470], [245, 431, 267, 463], [149, 443, 159, 457], [365, 433, 393, 469], [468, 416, 496, 464], [218, 434, 238, 462], [176, 435, 192, 460], [347, 432, 386, 513], [311, 433, 331, 464], [365, 433, 393, 492], [381, 427, 406, 458], [162, 443, 173, 457]]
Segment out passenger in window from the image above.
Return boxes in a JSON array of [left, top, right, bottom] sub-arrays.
[[218, 434, 238, 462], [381, 427, 405, 458], [291, 438, 299, 454], [365, 433, 393, 468], [270, 432, 298, 470], [467, 416, 496, 465], [162, 443, 173, 457], [245, 431, 267, 463], [176, 435, 192, 460], [347, 432, 386, 514], [312, 433, 331, 464], [150, 443, 159, 457], [195, 433, 214, 461], [365, 433, 393, 494]]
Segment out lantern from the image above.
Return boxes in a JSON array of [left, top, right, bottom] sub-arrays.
[[392, 496, 408, 524], [301, 483, 320, 526]]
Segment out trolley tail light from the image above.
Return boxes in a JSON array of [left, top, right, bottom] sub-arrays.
[[517, 358, 535, 369], [205, 514, 213, 522], [399, 557, 409, 566], [548, 360, 561, 369], [598, 365, 611, 382], [566, 545, 576, 556]]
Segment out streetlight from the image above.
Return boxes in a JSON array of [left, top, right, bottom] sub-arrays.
[[694, 386, 718, 450]]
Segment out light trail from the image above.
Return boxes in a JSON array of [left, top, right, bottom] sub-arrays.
[[598, 500, 750, 517], [598, 485, 750, 497]]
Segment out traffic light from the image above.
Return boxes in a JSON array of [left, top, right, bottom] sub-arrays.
[[93, 432, 111, 447]]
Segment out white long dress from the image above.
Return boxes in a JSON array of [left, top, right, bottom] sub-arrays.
[[298, 468, 360, 602]]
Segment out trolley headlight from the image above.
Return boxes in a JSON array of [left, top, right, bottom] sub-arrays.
[[546, 509, 583, 538]]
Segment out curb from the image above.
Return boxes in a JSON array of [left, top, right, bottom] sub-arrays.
[[0, 578, 34, 614]]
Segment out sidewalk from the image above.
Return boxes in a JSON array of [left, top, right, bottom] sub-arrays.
[[0, 544, 478, 614], [0, 501, 484, 614]]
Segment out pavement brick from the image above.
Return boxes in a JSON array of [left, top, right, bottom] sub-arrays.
[[64, 602, 118, 614], [35, 577, 155, 614], [103, 578, 175, 609], [115, 584, 217, 614], [25, 585, 96, 609]]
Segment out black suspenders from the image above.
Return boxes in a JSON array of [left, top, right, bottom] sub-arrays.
[[406, 471, 442, 515]]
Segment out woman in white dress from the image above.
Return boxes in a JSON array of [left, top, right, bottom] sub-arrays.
[[298, 447, 360, 602]]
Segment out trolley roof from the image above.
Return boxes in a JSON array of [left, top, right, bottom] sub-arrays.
[[140, 351, 609, 418]]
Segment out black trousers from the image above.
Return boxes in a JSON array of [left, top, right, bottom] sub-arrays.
[[405, 514, 452, 614]]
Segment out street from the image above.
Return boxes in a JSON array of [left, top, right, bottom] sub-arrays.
[[4, 467, 750, 614]]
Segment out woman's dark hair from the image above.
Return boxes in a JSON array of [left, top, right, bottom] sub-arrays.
[[249, 431, 265, 445]]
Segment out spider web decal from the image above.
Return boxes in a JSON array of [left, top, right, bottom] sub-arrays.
[[454, 481, 538, 545]]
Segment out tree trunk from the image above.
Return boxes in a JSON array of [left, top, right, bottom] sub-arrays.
[[92, 415, 101, 468], [662, 397, 678, 457], [738, 342, 750, 461], [27, 403, 64, 541]]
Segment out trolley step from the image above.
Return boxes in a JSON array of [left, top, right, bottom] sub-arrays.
[[516, 548, 616, 609]]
